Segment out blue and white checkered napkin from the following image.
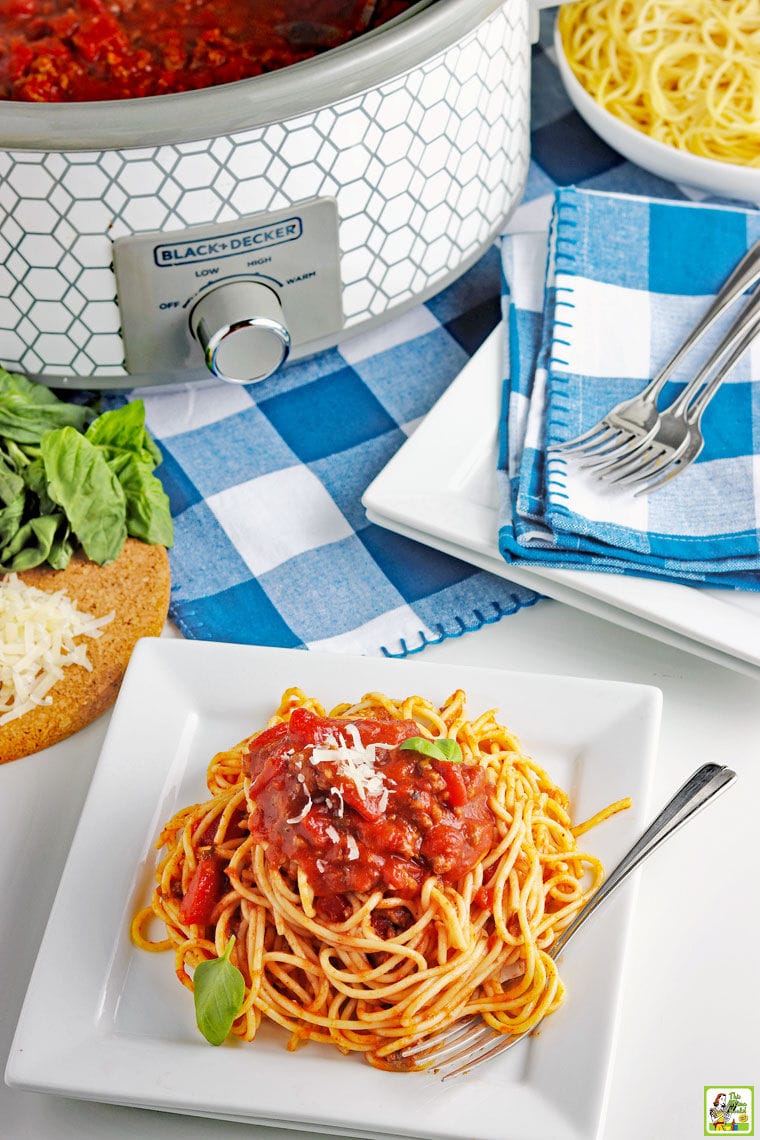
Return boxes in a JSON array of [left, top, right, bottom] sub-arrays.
[[118, 257, 538, 655], [497, 186, 760, 589]]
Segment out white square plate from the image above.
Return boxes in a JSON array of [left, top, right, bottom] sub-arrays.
[[362, 326, 760, 680], [6, 640, 661, 1140]]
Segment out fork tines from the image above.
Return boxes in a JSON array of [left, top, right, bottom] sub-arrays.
[[401, 1016, 523, 1080], [550, 238, 760, 484], [553, 423, 625, 455]]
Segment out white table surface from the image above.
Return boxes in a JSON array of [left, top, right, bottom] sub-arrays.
[[2, 599, 757, 1140]]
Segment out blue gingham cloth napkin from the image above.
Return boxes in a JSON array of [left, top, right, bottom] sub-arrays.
[[118, 269, 538, 655], [497, 186, 760, 588]]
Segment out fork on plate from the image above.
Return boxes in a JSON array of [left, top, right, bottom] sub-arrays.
[[551, 239, 760, 478], [400, 762, 735, 1080]]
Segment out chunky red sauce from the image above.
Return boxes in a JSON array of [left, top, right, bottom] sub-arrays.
[[1, 0, 413, 102], [244, 708, 497, 919]]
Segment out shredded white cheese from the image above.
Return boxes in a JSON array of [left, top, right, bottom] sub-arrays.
[[0, 574, 114, 726], [346, 835, 360, 861], [286, 794, 313, 824], [310, 725, 390, 811]]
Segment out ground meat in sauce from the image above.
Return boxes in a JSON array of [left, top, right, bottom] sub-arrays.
[[243, 708, 497, 905], [1, 0, 414, 102]]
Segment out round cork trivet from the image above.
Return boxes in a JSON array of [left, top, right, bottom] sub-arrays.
[[0, 539, 171, 764]]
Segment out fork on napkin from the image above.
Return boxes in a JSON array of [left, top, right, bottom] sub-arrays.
[[497, 186, 760, 589]]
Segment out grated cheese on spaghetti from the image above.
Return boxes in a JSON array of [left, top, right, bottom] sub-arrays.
[[286, 794, 313, 824], [0, 573, 114, 726], [310, 725, 391, 812]]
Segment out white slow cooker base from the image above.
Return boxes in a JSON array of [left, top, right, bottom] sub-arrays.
[[0, 0, 531, 388]]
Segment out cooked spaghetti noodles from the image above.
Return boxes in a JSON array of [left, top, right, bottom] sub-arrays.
[[131, 688, 630, 1068], [558, 0, 760, 168]]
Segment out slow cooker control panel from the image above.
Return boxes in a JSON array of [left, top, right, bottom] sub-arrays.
[[113, 197, 342, 383]]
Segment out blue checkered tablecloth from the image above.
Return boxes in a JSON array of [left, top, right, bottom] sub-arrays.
[[111, 12, 760, 652], [125, 275, 538, 655]]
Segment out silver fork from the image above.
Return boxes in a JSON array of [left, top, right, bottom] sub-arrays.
[[593, 284, 760, 492], [401, 762, 736, 1080], [551, 239, 760, 463]]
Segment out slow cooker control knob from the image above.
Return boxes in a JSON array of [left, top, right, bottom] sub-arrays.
[[189, 280, 291, 384]]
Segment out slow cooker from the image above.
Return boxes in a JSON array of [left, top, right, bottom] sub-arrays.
[[0, 0, 544, 389]]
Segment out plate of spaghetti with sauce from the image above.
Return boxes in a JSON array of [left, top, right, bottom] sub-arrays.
[[554, 0, 760, 204], [6, 640, 661, 1140]]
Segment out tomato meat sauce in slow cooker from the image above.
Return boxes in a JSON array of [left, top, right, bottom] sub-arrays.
[[1, 0, 414, 102], [244, 708, 497, 927]]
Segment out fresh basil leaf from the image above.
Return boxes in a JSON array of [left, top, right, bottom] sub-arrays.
[[0, 369, 92, 443], [46, 530, 74, 570], [0, 494, 25, 547], [0, 452, 24, 506], [400, 736, 463, 763], [0, 376, 170, 569], [193, 936, 246, 1047], [1, 513, 66, 571], [399, 736, 446, 761], [3, 438, 36, 469], [86, 400, 163, 468], [22, 457, 57, 515], [41, 427, 127, 565], [435, 737, 463, 763], [107, 452, 174, 547]]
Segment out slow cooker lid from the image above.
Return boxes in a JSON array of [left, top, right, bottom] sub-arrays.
[[0, 0, 505, 151]]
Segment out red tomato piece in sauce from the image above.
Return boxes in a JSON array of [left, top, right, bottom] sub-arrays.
[[244, 709, 497, 904], [178, 852, 224, 927]]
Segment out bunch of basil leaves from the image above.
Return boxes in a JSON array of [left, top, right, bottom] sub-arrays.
[[0, 368, 173, 571]]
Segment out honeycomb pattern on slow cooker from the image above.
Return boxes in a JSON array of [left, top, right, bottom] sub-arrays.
[[0, 2, 530, 380]]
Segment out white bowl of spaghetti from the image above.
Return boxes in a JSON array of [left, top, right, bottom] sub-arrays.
[[554, 0, 760, 204]]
